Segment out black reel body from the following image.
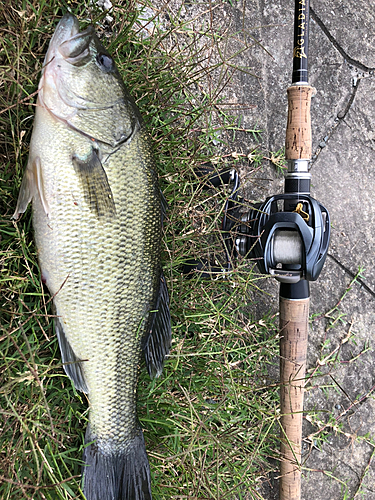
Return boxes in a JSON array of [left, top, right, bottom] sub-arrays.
[[185, 165, 330, 285], [233, 193, 330, 283]]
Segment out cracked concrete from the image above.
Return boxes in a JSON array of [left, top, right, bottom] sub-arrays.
[[163, 0, 375, 498], [225, 1, 375, 498], [193, 1, 375, 498]]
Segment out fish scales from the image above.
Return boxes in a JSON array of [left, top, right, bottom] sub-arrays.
[[36, 133, 160, 441], [14, 14, 171, 500]]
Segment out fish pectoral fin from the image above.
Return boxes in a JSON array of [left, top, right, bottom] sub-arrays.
[[72, 148, 116, 218], [55, 317, 89, 393], [143, 270, 172, 379], [13, 157, 50, 219]]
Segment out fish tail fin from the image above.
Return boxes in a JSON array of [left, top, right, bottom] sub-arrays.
[[82, 425, 152, 500]]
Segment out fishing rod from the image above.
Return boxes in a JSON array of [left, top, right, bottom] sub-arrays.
[[187, 1, 331, 498], [232, 1, 330, 498]]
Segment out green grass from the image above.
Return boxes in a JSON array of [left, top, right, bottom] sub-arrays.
[[0, 1, 283, 499]]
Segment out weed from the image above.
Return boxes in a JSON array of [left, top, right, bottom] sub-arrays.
[[0, 1, 281, 499]]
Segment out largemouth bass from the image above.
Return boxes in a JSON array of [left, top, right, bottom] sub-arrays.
[[14, 14, 171, 500]]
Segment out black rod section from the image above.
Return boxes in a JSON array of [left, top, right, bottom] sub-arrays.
[[292, 0, 310, 83], [280, 280, 310, 300]]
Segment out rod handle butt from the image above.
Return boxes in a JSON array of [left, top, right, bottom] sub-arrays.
[[279, 296, 310, 500]]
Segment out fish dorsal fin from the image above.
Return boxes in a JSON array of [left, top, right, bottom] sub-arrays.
[[143, 271, 171, 378], [55, 316, 89, 393], [72, 148, 116, 218], [13, 157, 50, 219]]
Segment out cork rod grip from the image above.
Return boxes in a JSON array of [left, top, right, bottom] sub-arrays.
[[285, 85, 315, 160], [279, 297, 309, 500]]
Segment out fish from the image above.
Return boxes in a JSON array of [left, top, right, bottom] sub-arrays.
[[14, 14, 171, 500]]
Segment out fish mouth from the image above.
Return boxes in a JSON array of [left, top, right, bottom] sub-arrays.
[[46, 14, 94, 65], [38, 14, 97, 121], [50, 14, 81, 48], [39, 14, 124, 138]]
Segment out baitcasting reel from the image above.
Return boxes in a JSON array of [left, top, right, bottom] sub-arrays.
[[189, 164, 330, 284], [226, 190, 330, 284]]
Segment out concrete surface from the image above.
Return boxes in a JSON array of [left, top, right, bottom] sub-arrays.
[[238, 3, 375, 498], [231, 1, 375, 498], [160, 1, 375, 498]]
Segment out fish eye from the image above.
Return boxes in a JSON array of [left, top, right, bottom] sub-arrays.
[[96, 53, 114, 72]]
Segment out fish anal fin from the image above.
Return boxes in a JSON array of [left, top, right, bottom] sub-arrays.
[[55, 317, 89, 393], [13, 157, 50, 219], [143, 270, 171, 378], [72, 148, 116, 218]]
